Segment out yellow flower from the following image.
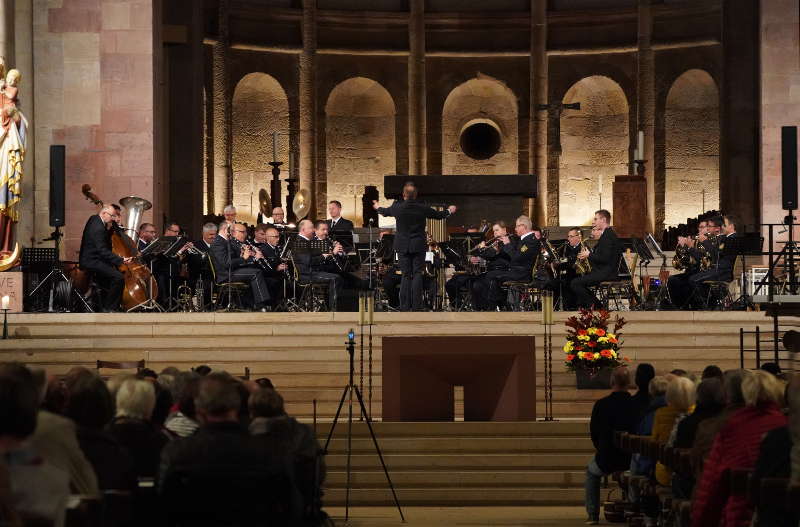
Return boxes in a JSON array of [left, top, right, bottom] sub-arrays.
[[611, 350, 618, 358], [563, 342, 574, 353], [578, 335, 590, 342], [587, 328, 597, 335], [607, 333, 616, 339], [597, 336, 609, 343], [593, 353, 600, 359]]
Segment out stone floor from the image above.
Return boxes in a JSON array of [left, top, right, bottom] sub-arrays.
[[327, 506, 587, 526]]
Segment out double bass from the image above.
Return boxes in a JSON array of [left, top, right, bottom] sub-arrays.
[[80, 185, 158, 311]]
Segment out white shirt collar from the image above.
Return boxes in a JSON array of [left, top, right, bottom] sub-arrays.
[[299, 234, 311, 241], [520, 231, 533, 241]]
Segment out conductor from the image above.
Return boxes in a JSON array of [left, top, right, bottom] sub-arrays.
[[373, 181, 456, 311]]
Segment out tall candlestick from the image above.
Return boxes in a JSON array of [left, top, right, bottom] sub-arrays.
[[1, 295, 9, 310], [272, 132, 278, 163], [636, 130, 644, 161]]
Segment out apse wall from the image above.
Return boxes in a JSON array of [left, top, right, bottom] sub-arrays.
[[325, 77, 396, 227], [558, 76, 629, 227]]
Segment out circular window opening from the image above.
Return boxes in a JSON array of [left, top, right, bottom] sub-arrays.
[[459, 122, 501, 160]]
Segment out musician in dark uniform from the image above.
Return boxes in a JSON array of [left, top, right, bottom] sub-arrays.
[[137, 223, 156, 252], [79, 204, 132, 312], [667, 219, 712, 308], [186, 222, 218, 306], [326, 200, 355, 233], [570, 209, 623, 309], [461, 222, 512, 311], [484, 216, 541, 311], [292, 219, 342, 310], [253, 224, 288, 308], [690, 215, 738, 303], [210, 222, 271, 311], [546, 228, 583, 310], [373, 181, 456, 311]]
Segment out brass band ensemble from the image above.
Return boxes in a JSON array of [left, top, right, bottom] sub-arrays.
[[73, 179, 751, 314]]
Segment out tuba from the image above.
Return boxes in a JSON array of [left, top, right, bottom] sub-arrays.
[[119, 196, 152, 243]]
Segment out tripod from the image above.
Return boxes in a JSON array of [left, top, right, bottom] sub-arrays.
[[28, 226, 92, 312], [323, 331, 404, 523]]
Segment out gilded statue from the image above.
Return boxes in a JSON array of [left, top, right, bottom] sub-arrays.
[[0, 57, 27, 270]]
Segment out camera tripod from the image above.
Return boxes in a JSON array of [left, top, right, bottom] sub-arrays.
[[323, 331, 404, 523]]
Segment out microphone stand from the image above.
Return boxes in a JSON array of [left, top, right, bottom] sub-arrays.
[[368, 218, 375, 291], [226, 232, 235, 311]]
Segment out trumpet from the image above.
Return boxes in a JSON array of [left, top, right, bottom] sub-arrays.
[[468, 236, 503, 254], [176, 241, 201, 256]]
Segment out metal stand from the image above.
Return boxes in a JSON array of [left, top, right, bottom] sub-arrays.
[[541, 291, 556, 421], [324, 331, 404, 523], [28, 226, 92, 313]]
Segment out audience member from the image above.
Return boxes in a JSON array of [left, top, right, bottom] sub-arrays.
[[28, 367, 99, 495], [159, 373, 299, 525], [108, 377, 169, 478], [701, 364, 724, 380], [654, 376, 696, 485], [165, 372, 201, 438], [631, 363, 655, 420], [0, 363, 69, 523], [692, 370, 788, 527], [751, 374, 799, 527], [760, 362, 783, 379], [194, 365, 212, 376], [584, 367, 639, 525], [65, 374, 136, 491], [249, 387, 326, 521]]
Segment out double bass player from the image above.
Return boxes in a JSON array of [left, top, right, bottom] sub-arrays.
[[79, 204, 132, 312]]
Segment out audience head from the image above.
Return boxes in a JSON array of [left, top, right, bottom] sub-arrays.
[[115, 378, 156, 421], [611, 367, 631, 391], [741, 369, 784, 408], [249, 387, 286, 419], [670, 369, 688, 377], [161, 366, 181, 377], [0, 363, 39, 450], [174, 371, 201, 420], [760, 362, 782, 378], [649, 376, 669, 398], [695, 377, 725, 411], [194, 365, 212, 376], [255, 377, 275, 390], [702, 365, 724, 380], [66, 374, 114, 430], [194, 373, 241, 424], [723, 369, 746, 406], [634, 363, 655, 392], [666, 376, 696, 412], [107, 373, 136, 399]]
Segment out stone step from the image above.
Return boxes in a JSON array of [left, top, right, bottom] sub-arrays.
[[324, 453, 592, 470], [323, 470, 586, 488], [322, 437, 593, 453], [322, 486, 587, 506], [316, 421, 589, 437]]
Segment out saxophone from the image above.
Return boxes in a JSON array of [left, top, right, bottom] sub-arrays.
[[575, 241, 592, 275]]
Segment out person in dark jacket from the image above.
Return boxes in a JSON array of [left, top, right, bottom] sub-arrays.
[[65, 375, 136, 491], [631, 363, 655, 422], [209, 222, 271, 310], [373, 181, 455, 311], [571, 209, 623, 309], [484, 215, 541, 311], [78, 204, 132, 311], [585, 367, 639, 524]]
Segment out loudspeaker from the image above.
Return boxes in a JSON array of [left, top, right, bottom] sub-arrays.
[[49, 145, 65, 227], [782, 126, 798, 210]]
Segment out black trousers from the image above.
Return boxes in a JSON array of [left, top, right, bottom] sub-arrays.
[[486, 269, 529, 310], [220, 267, 270, 307], [382, 271, 401, 308], [570, 272, 611, 309], [85, 263, 124, 312], [398, 251, 425, 311], [264, 275, 284, 307], [689, 268, 732, 306], [445, 273, 473, 308], [667, 272, 694, 309], [310, 271, 341, 310]]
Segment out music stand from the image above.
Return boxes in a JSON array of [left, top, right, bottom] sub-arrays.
[[137, 236, 182, 312], [730, 233, 764, 310], [26, 240, 92, 313]]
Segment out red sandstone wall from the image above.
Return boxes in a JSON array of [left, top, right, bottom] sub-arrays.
[[34, 0, 155, 259]]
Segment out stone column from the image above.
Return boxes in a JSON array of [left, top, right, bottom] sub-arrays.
[[530, 0, 547, 224], [14, 0, 33, 247], [408, 0, 426, 175], [299, 0, 317, 214], [637, 0, 656, 232], [0, 0, 14, 65], [211, 0, 231, 213]]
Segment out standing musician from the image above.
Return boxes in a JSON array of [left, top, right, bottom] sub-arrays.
[[210, 222, 271, 311], [667, 220, 709, 308], [137, 223, 156, 251], [373, 181, 456, 311], [292, 219, 342, 310], [79, 204, 133, 312], [462, 222, 512, 311], [689, 214, 738, 301], [326, 200, 354, 233], [253, 224, 288, 308], [483, 216, 541, 311], [570, 209, 623, 309]]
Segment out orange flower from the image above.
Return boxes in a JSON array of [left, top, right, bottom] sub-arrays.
[[587, 341, 597, 348], [575, 346, 584, 351], [600, 350, 612, 358], [566, 354, 575, 361], [608, 337, 618, 344], [596, 329, 606, 337], [578, 329, 587, 336], [624, 357, 631, 362]]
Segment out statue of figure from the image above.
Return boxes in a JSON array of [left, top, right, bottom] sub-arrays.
[[0, 59, 27, 269]]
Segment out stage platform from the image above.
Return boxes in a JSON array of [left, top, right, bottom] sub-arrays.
[[0, 310, 791, 506]]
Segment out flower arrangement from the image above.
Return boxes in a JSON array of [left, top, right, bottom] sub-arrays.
[[563, 308, 628, 374]]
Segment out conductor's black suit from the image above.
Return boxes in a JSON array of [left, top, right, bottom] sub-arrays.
[[79, 214, 124, 311], [376, 199, 451, 311]]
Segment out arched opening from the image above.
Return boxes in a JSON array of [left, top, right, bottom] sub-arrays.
[[665, 69, 719, 226], [559, 75, 629, 227], [325, 77, 396, 226], [232, 73, 289, 224], [442, 77, 518, 175]]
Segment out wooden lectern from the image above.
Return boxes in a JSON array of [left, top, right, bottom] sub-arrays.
[[612, 175, 647, 238]]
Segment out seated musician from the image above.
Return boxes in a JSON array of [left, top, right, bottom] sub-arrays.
[[570, 209, 623, 309], [186, 222, 218, 302], [291, 219, 342, 310], [463, 222, 512, 311], [315, 220, 367, 299], [210, 222, 271, 311], [79, 204, 133, 312], [667, 220, 709, 309], [689, 214, 738, 303], [137, 223, 156, 252], [148, 221, 188, 308], [253, 224, 288, 308], [484, 216, 541, 311], [546, 228, 583, 310]]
